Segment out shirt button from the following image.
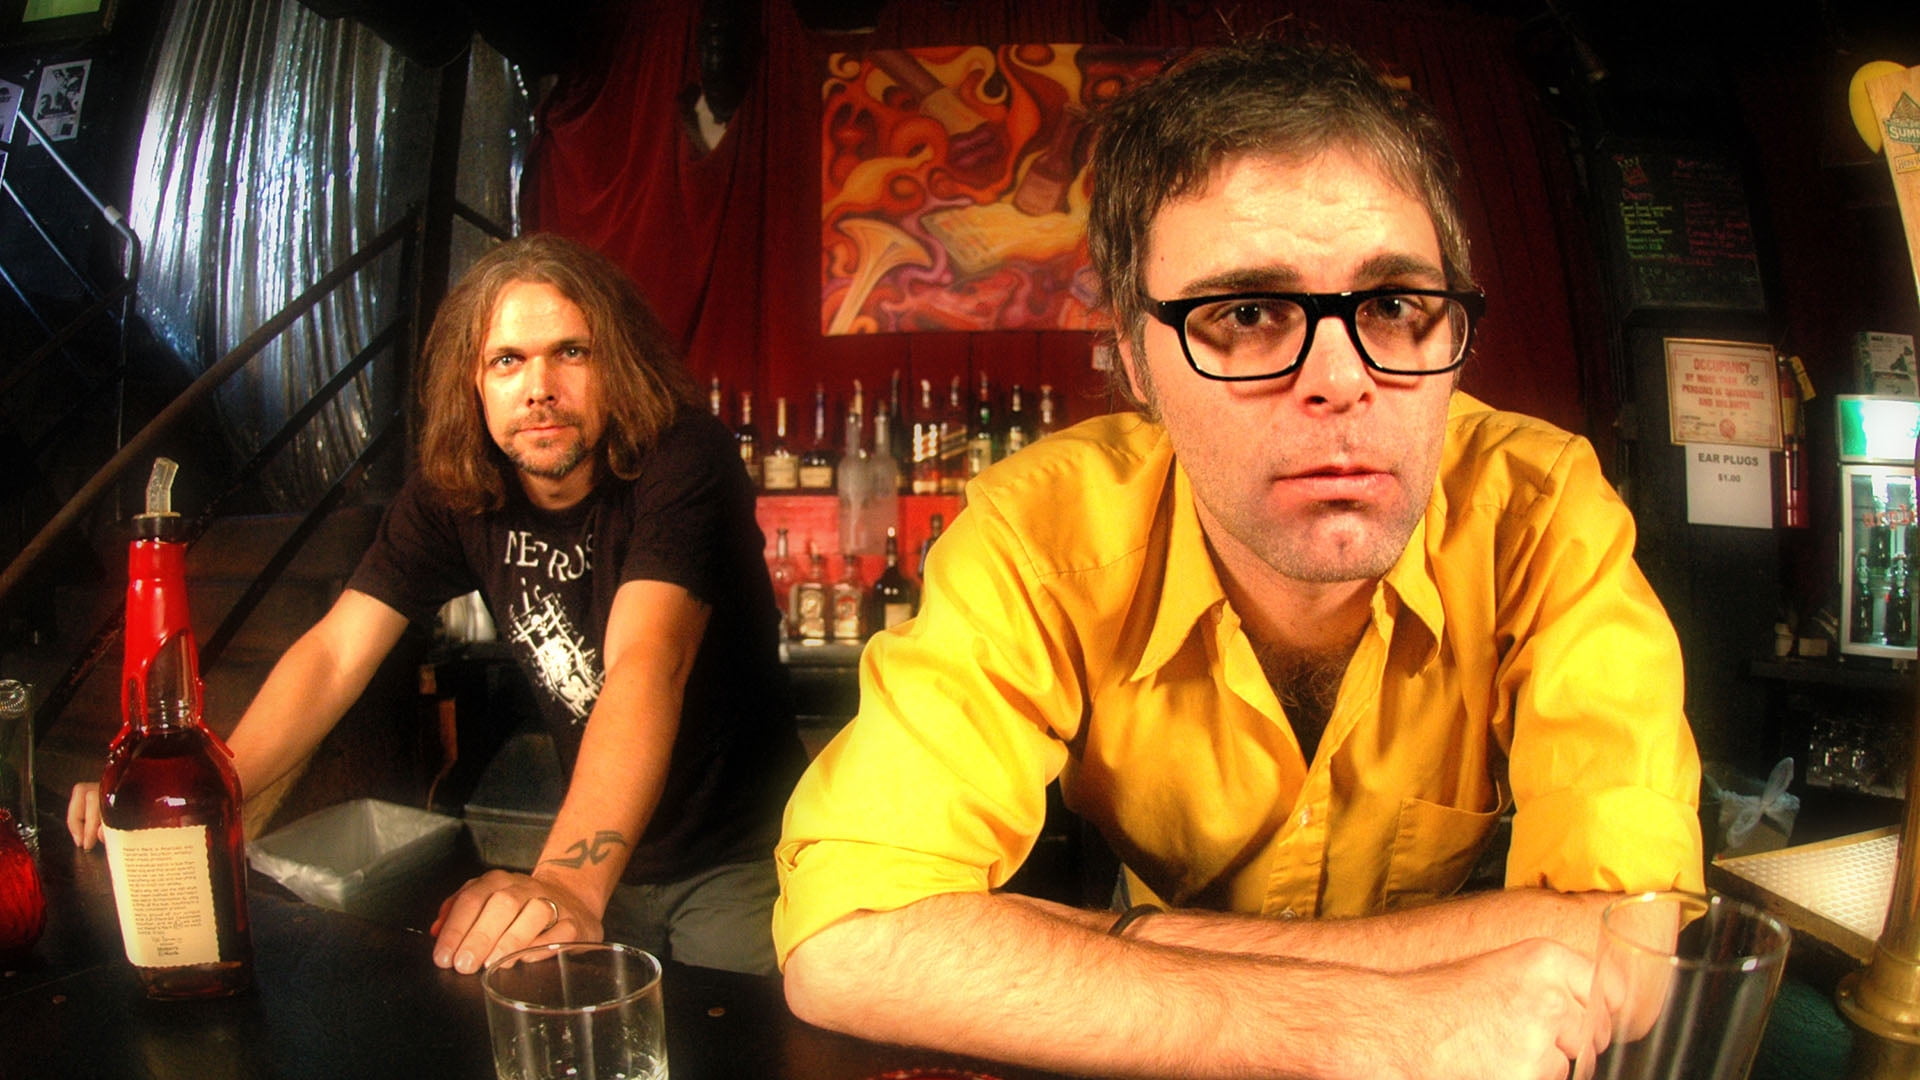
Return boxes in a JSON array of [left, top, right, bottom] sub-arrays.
[[1298, 807, 1313, 827]]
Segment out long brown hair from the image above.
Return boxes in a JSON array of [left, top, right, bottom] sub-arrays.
[[416, 233, 697, 513]]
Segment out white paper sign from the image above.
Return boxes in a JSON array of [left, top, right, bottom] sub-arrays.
[[0, 80, 23, 143], [30, 59, 91, 143], [1685, 443, 1772, 528]]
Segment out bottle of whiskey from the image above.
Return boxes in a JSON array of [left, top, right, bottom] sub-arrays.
[[761, 396, 799, 492], [917, 512, 945, 583], [966, 372, 997, 478], [912, 379, 942, 496], [1004, 384, 1029, 455], [867, 527, 919, 632], [100, 459, 252, 1000], [790, 544, 830, 644], [831, 555, 866, 643], [799, 384, 838, 492], [767, 527, 799, 639], [735, 390, 761, 487], [939, 375, 969, 494]]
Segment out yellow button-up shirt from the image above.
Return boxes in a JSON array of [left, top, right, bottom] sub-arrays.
[[774, 395, 1703, 966]]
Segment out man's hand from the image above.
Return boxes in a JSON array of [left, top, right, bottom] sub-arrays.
[[430, 869, 603, 974], [1388, 938, 1597, 1080], [67, 782, 102, 850]]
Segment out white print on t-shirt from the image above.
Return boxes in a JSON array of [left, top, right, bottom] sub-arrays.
[[507, 582, 604, 723], [504, 528, 593, 581]]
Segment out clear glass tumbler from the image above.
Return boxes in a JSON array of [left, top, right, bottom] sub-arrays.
[[483, 941, 667, 1080], [1582, 891, 1791, 1080]]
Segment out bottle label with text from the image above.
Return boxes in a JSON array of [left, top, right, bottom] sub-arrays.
[[102, 823, 222, 968]]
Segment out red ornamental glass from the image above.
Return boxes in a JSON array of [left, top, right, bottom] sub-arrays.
[[0, 808, 45, 955]]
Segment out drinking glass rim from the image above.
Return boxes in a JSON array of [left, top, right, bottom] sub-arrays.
[[482, 940, 663, 1014], [1600, 890, 1790, 974]]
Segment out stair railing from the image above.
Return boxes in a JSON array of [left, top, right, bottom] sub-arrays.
[[1, 209, 422, 741]]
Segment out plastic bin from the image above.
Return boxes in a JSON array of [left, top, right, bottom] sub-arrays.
[[248, 798, 462, 919], [463, 731, 565, 871]]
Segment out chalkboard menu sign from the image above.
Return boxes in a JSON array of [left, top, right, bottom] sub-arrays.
[[1600, 145, 1766, 314]]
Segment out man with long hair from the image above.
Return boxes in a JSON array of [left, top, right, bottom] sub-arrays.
[[775, 40, 1700, 1076], [73, 233, 804, 975]]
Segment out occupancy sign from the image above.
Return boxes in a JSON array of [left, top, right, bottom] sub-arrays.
[[1665, 338, 1781, 450]]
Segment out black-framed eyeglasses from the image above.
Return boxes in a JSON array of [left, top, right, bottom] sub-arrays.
[[1143, 287, 1487, 381]]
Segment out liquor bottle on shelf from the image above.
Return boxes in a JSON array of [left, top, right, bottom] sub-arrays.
[[799, 383, 837, 492], [831, 555, 866, 643], [1889, 554, 1914, 647], [761, 396, 799, 492], [1869, 501, 1892, 574], [790, 545, 830, 643], [966, 372, 996, 478], [1853, 550, 1878, 643], [768, 527, 799, 639], [735, 390, 760, 487], [1037, 384, 1060, 439], [1004, 384, 1029, 455], [838, 381, 876, 554], [912, 379, 942, 495], [100, 458, 252, 1000], [887, 369, 911, 492], [867, 410, 902, 550], [867, 527, 919, 632], [938, 375, 968, 494], [917, 512, 945, 583], [709, 377, 726, 423]]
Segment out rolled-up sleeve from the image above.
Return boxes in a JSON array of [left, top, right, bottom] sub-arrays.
[[1494, 436, 1704, 895]]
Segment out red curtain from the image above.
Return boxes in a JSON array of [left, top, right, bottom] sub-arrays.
[[525, 0, 1601, 439]]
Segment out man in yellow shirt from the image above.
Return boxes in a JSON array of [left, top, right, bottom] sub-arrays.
[[776, 39, 1702, 1079]]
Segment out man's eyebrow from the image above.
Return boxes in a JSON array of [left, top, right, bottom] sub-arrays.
[[1175, 266, 1302, 296], [1353, 253, 1446, 286]]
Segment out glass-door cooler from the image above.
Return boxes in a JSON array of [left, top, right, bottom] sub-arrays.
[[1838, 395, 1920, 659]]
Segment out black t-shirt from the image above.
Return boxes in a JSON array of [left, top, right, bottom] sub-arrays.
[[348, 409, 803, 883]]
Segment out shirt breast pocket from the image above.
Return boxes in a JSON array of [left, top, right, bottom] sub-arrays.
[[1382, 790, 1510, 910]]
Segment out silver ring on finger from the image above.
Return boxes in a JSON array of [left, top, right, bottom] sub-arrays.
[[532, 896, 561, 934]]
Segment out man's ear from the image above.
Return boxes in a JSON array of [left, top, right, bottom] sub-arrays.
[[1116, 334, 1149, 406]]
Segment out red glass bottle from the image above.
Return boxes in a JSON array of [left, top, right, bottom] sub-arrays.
[[0, 808, 44, 958], [99, 460, 252, 999]]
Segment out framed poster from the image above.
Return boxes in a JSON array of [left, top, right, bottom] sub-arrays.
[[1665, 338, 1781, 449]]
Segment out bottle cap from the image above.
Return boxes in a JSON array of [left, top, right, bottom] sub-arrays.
[[133, 458, 184, 541]]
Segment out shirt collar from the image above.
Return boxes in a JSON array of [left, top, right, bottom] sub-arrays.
[[1133, 458, 1230, 681]]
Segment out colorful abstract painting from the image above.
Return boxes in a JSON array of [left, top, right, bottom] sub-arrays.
[[821, 45, 1170, 334]]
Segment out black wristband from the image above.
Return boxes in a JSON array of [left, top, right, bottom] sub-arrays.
[[1108, 903, 1163, 938]]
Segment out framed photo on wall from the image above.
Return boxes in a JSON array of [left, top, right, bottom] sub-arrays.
[[0, 0, 116, 47]]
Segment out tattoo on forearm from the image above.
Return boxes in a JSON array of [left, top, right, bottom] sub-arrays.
[[541, 831, 630, 869]]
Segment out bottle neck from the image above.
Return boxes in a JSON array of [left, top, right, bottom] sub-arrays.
[[123, 539, 203, 734]]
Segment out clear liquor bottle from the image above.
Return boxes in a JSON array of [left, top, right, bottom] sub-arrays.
[[1037, 383, 1060, 438], [761, 396, 799, 492], [767, 527, 799, 639], [838, 381, 872, 554], [100, 459, 252, 1000]]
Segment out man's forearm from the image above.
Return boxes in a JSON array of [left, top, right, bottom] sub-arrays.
[[785, 892, 1593, 1080], [1094, 887, 1614, 969]]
